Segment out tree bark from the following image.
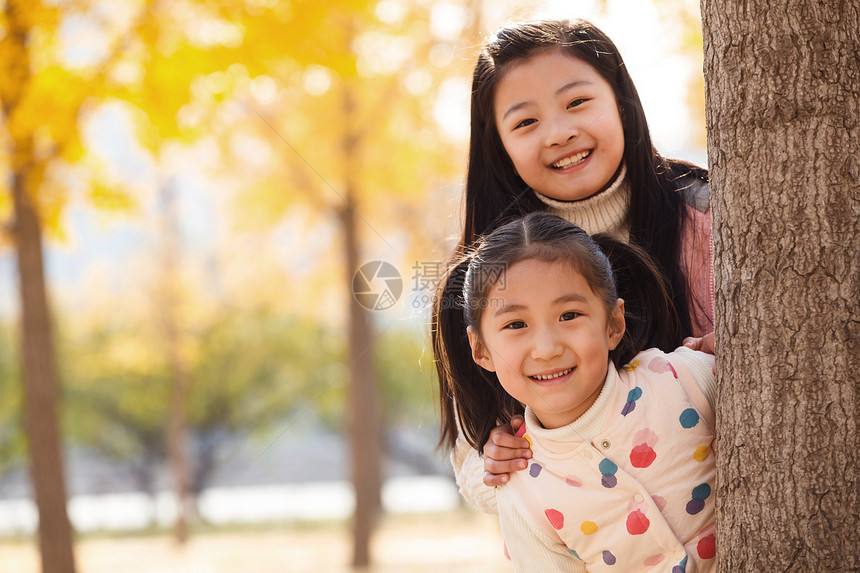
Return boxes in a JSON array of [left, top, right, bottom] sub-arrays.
[[701, 1, 860, 570], [12, 164, 78, 573]]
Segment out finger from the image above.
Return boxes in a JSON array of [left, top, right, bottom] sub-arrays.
[[493, 430, 532, 450], [484, 457, 528, 476], [483, 470, 509, 487], [484, 441, 532, 463], [509, 414, 525, 433], [488, 423, 515, 439]]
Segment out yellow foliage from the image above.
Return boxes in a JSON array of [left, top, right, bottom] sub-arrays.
[[9, 66, 91, 155], [87, 182, 139, 213]]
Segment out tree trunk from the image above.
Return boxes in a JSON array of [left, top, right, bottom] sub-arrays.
[[339, 79, 382, 569], [12, 167, 78, 573], [3, 1, 78, 570], [159, 181, 194, 544], [701, 1, 860, 570]]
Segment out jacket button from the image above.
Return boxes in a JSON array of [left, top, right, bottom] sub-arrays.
[[634, 493, 644, 503], [601, 439, 611, 449]]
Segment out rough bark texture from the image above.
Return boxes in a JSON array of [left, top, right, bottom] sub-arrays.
[[701, 1, 860, 570]]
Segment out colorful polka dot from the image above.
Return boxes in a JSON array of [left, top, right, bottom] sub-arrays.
[[545, 508, 564, 530], [529, 463, 542, 478], [686, 483, 712, 515], [672, 556, 688, 573], [648, 356, 678, 378], [570, 549, 581, 560], [630, 428, 659, 468], [694, 445, 710, 462], [643, 553, 665, 566], [626, 509, 650, 535], [599, 458, 618, 488], [623, 360, 640, 371], [580, 521, 598, 535], [602, 550, 616, 565], [697, 533, 716, 559], [630, 444, 657, 468], [621, 387, 643, 416], [679, 408, 700, 429], [651, 495, 667, 512], [565, 474, 583, 487]]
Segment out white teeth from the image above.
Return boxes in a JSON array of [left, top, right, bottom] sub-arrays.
[[553, 151, 590, 169], [532, 368, 572, 381]]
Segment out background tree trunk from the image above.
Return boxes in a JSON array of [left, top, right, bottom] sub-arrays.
[[340, 79, 383, 569], [3, 1, 78, 570], [701, 1, 860, 569], [13, 168, 78, 573], [158, 181, 194, 544]]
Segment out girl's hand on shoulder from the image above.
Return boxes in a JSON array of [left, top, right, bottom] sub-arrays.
[[683, 331, 715, 355], [482, 415, 532, 486]]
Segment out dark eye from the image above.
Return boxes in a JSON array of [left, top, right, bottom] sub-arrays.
[[505, 320, 527, 330], [567, 98, 587, 109], [514, 118, 537, 129], [560, 311, 580, 321]]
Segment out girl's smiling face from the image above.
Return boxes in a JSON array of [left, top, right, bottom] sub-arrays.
[[468, 258, 625, 429], [493, 48, 625, 202]]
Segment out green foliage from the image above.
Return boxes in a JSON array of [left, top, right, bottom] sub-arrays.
[[61, 319, 171, 461], [189, 306, 345, 434], [375, 326, 437, 430], [0, 321, 24, 477]]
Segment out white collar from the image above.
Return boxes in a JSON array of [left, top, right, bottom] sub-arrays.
[[533, 164, 630, 239]]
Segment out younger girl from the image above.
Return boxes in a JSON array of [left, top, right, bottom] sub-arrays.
[[433, 18, 714, 506], [437, 212, 716, 572]]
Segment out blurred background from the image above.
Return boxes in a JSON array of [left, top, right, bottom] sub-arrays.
[[0, 0, 705, 571]]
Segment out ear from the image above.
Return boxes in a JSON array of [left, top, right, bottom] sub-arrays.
[[607, 298, 626, 351], [467, 326, 496, 372]]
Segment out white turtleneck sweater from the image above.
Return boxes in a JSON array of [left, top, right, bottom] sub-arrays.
[[533, 164, 630, 240]]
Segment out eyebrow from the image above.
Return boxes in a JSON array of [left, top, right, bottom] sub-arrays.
[[500, 80, 594, 121], [493, 292, 589, 317]]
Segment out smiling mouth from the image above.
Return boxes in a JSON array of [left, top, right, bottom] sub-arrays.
[[530, 367, 573, 381], [552, 151, 591, 169]]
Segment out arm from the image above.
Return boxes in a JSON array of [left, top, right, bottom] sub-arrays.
[[497, 487, 587, 573], [450, 416, 532, 513], [450, 435, 499, 514], [673, 345, 717, 422]]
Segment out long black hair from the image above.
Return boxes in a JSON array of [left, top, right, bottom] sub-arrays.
[[434, 213, 680, 450], [459, 18, 706, 338]]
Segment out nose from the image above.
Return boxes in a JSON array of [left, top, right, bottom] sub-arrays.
[[545, 112, 579, 147], [530, 325, 564, 361]]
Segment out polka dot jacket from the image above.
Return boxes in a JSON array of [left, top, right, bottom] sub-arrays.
[[496, 348, 716, 572]]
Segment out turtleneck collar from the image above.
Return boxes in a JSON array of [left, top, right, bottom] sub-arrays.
[[533, 164, 630, 240], [523, 363, 617, 448]]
